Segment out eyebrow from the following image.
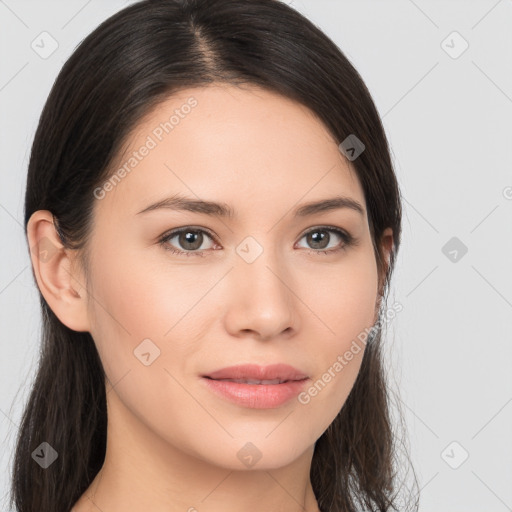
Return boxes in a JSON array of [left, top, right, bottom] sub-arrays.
[[136, 193, 365, 218]]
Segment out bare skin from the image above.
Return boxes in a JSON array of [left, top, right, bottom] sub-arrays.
[[27, 83, 393, 512]]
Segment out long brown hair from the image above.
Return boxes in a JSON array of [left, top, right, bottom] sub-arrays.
[[11, 1, 419, 510]]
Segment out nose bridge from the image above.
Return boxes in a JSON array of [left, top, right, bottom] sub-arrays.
[[225, 233, 297, 338]]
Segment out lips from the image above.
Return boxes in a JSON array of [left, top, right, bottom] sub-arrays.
[[203, 363, 308, 383], [201, 364, 310, 408]]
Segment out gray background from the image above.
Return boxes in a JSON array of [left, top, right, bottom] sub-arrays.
[[1, 0, 511, 510]]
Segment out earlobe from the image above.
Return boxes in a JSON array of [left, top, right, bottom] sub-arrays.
[[27, 210, 90, 332]]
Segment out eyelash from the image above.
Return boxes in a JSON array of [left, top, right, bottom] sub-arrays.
[[157, 225, 357, 258]]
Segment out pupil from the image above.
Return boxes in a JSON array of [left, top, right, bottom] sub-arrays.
[[181, 231, 202, 250], [309, 230, 328, 249]]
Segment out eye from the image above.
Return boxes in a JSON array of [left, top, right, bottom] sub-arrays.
[[158, 225, 356, 257], [296, 226, 355, 255], [158, 227, 217, 257]]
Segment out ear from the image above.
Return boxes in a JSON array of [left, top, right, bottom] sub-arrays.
[[379, 227, 394, 281], [27, 210, 90, 332], [374, 227, 394, 320]]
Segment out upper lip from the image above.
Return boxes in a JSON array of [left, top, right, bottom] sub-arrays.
[[203, 364, 309, 382]]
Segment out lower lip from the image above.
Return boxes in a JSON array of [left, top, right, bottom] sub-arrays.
[[201, 377, 309, 409]]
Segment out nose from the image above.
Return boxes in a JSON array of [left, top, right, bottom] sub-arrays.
[[222, 246, 299, 341]]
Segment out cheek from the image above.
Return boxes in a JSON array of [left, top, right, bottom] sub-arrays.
[[85, 243, 214, 379], [84, 247, 157, 370], [307, 248, 379, 347], [84, 247, 209, 433], [296, 249, 378, 426]]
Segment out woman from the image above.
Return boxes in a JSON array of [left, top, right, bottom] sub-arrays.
[[11, 0, 419, 511]]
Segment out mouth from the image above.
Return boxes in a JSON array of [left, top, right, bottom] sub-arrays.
[[200, 364, 310, 409], [203, 377, 304, 385], [202, 363, 309, 382]]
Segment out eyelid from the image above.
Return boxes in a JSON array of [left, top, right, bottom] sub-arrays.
[[159, 225, 217, 238], [299, 224, 349, 239]]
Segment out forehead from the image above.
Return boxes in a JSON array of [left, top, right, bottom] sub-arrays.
[[95, 83, 365, 221]]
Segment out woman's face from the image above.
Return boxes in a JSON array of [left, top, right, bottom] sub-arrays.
[[81, 83, 389, 470]]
